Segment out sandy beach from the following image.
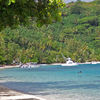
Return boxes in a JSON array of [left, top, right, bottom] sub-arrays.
[[0, 85, 46, 100], [0, 65, 20, 70]]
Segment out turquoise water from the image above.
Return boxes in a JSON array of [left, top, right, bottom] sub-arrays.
[[0, 64, 100, 100]]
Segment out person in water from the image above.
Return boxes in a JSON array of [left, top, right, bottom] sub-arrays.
[[78, 71, 82, 73]]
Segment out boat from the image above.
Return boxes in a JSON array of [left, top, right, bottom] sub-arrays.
[[91, 61, 98, 64], [61, 58, 78, 66], [20, 62, 40, 68], [28, 62, 40, 68]]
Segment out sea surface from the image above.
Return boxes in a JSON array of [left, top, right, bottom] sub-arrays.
[[0, 64, 100, 100]]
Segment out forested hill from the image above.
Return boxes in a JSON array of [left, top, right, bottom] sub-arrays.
[[0, 0, 100, 64]]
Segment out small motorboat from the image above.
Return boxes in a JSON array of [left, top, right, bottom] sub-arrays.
[[61, 58, 78, 66]]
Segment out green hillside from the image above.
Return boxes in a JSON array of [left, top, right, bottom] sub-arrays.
[[0, 0, 100, 64]]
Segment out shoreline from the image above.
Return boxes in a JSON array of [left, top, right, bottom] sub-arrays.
[[0, 65, 19, 70], [0, 85, 46, 100], [0, 61, 100, 70]]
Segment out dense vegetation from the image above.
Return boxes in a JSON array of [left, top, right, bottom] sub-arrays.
[[0, 0, 100, 64], [0, 0, 64, 30]]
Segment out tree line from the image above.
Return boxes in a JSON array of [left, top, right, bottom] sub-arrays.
[[0, 0, 100, 64]]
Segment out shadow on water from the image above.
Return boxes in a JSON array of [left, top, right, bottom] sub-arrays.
[[1, 81, 100, 95]]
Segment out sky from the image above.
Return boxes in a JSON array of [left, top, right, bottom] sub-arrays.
[[64, 0, 94, 3]]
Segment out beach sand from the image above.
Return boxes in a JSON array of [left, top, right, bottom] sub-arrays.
[[0, 65, 19, 70], [0, 85, 46, 100]]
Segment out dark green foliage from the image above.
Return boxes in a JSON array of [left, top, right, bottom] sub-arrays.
[[79, 16, 99, 26], [70, 2, 85, 15], [0, 0, 65, 30]]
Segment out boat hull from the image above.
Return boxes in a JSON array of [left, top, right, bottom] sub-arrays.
[[61, 63, 78, 66]]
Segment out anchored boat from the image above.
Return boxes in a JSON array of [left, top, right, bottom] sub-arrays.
[[61, 58, 78, 66]]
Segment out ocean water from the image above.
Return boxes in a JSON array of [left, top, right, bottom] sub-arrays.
[[0, 64, 100, 100]]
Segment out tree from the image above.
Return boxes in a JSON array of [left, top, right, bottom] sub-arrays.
[[0, 0, 65, 30], [0, 0, 100, 64], [0, 33, 6, 64], [70, 1, 85, 15]]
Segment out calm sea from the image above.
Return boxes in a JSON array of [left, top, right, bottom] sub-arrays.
[[0, 64, 100, 100]]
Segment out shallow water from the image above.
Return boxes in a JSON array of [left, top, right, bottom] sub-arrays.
[[0, 64, 100, 100]]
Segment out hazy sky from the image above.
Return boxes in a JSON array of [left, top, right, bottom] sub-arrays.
[[64, 0, 94, 3]]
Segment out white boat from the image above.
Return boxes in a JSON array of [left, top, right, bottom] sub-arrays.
[[20, 62, 40, 68], [61, 58, 78, 66], [91, 61, 98, 64]]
